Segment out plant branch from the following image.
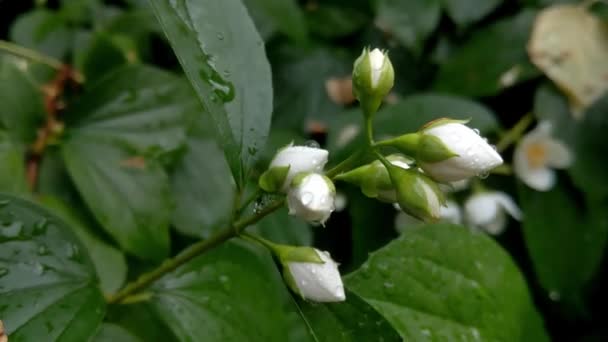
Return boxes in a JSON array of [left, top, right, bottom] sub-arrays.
[[0, 40, 83, 83], [495, 113, 534, 153], [107, 198, 285, 304]]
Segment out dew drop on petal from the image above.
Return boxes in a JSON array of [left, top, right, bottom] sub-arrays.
[[304, 140, 321, 148]]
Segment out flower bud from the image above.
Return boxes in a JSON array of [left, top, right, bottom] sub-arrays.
[[352, 48, 394, 116], [260, 143, 329, 192], [334, 154, 411, 202], [385, 163, 445, 222], [382, 119, 503, 183], [287, 173, 336, 225], [279, 246, 345, 302]]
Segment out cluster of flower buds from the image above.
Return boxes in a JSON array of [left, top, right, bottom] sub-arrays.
[[255, 47, 507, 303], [259, 143, 336, 225]]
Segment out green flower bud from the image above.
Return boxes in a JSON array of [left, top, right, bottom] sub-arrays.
[[335, 155, 411, 202], [352, 47, 394, 117], [377, 130, 458, 164], [385, 164, 445, 222]]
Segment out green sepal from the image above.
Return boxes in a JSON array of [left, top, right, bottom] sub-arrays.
[[259, 165, 290, 192], [420, 117, 470, 131], [376, 133, 420, 157], [417, 134, 459, 163], [335, 155, 410, 202], [386, 164, 445, 222], [277, 245, 324, 264]]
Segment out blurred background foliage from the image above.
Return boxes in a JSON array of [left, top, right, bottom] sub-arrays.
[[1, 0, 608, 340]]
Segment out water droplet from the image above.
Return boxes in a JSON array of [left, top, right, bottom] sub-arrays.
[[222, 69, 231, 78], [473, 128, 480, 135], [301, 192, 314, 206], [37, 244, 49, 256], [216, 32, 224, 40], [549, 290, 561, 301], [421, 329, 431, 337], [1, 221, 23, 239], [247, 146, 258, 155], [304, 140, 320, 148], [0, 199, 10, 208], [0, 268, 8, 277], [33, 218, 48, 235], [219, 275, 229, 283], [477, 171, 490, 179], [33, 262, 45, 275], [383, 282, 395, 289], [300, 280, 308, 286], [66, 244, 80, 260]]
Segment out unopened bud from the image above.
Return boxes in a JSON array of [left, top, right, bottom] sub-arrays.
[[385, 163, 445, 222], [279, 246, 345, 302], [260, 143, 329, 192], [287, 173, 336, 225], [352, 48, 394, 116]]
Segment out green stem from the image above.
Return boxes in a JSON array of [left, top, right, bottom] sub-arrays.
[[107, 198, 285, 304], [495, 113, 534, 153], [325, 149, 366, 178], [0, 40, 84, 82], [365, 115, 374, 145], [0, 40, 62, 70], [240, 231, 279, 252]]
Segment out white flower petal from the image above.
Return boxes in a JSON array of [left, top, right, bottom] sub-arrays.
[[287, 173, 335, 224], [441, 200, 462, 224], [421, 123, 503, 182], [482, 211, 507, 235], [369, 48, 385, 88], [288, 249, 345, 302], [464, 193, 501, 227], [490, 193, 522, 221], [269, 145, 329, 191], [544, 140, 573, 168], [520, 167, 556, 192]]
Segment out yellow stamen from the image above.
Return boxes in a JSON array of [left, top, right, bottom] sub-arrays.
[[526, 142, 547, 169]]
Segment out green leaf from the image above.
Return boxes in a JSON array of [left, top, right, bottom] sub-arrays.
[[62, 139, 172, 261], [518, 182, 608, 308], [9, 9, 73, 59], [39, 196, 128, 295], [148, 0, 273, 187], [0, 56, 46, 144], [441, 0, 503, 27], [105, 303, 178, 341], [243, 0, 307, 42], [171, 136, 235, 238], [434, 10, 538, 97], [271, 46, 351, 130], [375, 0, 441, 53], [148, 241, 289, 341], [91, 323, 140, 342], [293, 290, 401, 341], [305, 5, 369, 38], [346, 223, 548, 341], [251, 207, 313, 246], [64, 64, 194, 155], [0, 132, 27, 195], [77, 33, 129, 84], [0, 193, 105, 340]]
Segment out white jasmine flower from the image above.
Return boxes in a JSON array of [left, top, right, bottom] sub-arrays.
[[513, 121, 573, 191], [269, 144, 329, 192], [419, 122, 503, 182], [286, 249, 345, 302], [464, 192, 522, 235], [287, 173, 336, 225]]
